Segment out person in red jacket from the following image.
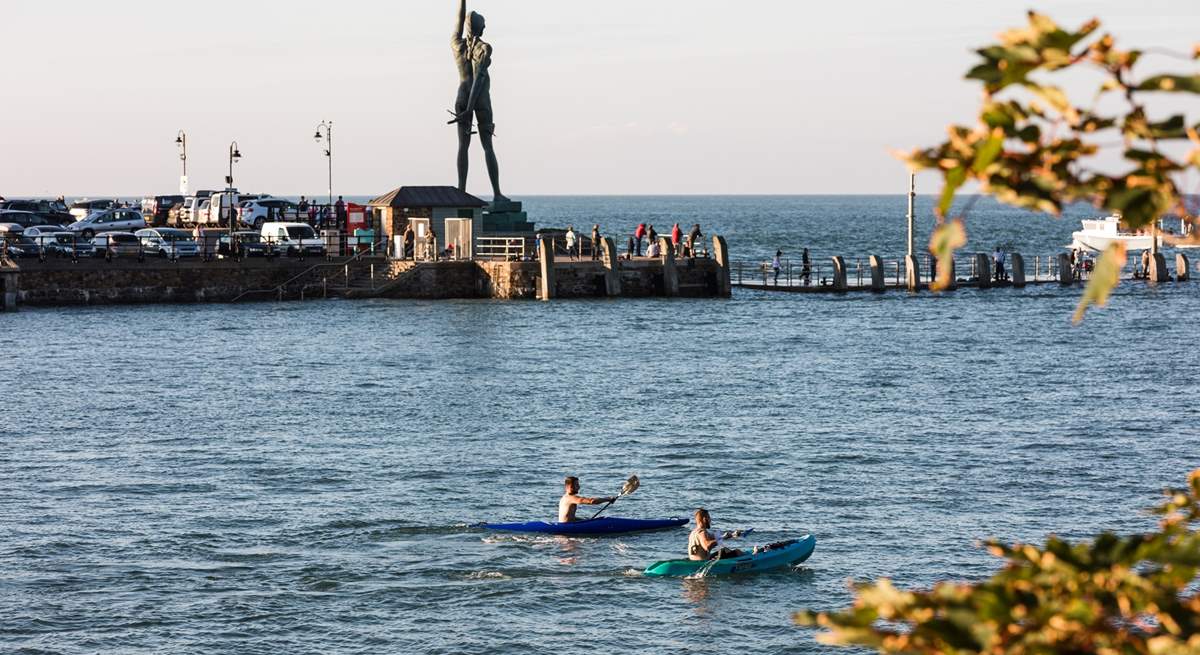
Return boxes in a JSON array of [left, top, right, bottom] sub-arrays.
[[671, 223, 682, 254], [633, 223, 647, 257]]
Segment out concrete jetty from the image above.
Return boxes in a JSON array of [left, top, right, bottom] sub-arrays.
[[1, 235, 733, 308]]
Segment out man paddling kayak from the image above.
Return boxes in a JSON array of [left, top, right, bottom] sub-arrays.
[[559, 476, 616, 522], [688, 508, 745, 560]]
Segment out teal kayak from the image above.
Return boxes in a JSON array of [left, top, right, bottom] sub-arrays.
[[643, 534, 816, 577]]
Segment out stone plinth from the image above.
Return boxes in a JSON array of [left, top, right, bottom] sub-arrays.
[[1177, 253, 1191, 282], [659, 237, 678, 296], [538, 236, 555, 299], [1149, 253, 1169, 283], [712, 236, 731, 297], [1058, 254, 1073, 285], [601, 237, 621, 296], [482, 199, 535, 234]]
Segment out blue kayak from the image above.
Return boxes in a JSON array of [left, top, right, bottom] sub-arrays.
[[483, 516, 688, 536]]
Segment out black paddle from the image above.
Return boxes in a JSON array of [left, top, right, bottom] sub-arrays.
[[589, 475, 640, 520]]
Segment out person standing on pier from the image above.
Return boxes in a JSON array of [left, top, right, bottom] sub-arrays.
[[993, 246, 1006, 282], [634, 223, 646, 257], [425, 227, 437, 261], [686, 223, 704, 258], [402, 224, 415, 260], [647, 224, 658, 249], [564, 226, 578, 260], [591, 224, 601, 260], [773, 250, 783, 285], [801, 248, 812, 286], [335, 196, 346, 230], [671, 223, 682, 255]]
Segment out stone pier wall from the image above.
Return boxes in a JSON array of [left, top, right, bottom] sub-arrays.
[[11, 254, 728, 307]]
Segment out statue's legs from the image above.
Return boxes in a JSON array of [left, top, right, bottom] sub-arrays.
[[475, 103, 508, 202], [456, 121, 472, 192]]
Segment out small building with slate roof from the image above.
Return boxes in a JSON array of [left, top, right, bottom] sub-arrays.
[[368, 186, 486, 259]]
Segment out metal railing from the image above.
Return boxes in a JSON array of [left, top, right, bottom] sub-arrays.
[[230, 236, 388, 302]]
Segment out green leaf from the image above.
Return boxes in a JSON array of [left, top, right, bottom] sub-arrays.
[[928, 219, 967, 292], [1136, 74, 1200, 93], [972, 130, 1004, 173], [937, 167, 967, 218], [1073, 243, 1125, 324]]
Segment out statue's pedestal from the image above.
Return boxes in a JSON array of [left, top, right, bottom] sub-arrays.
[[482, 199, 535, 234]]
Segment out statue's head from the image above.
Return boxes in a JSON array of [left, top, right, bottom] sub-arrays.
[[467, 11, 486, 38]]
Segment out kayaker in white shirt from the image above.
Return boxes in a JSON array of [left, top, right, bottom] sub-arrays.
[[688, 508, 745, 560], [559, 476, 615, 523]]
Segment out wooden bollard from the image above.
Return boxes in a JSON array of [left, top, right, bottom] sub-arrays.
[[831, 256, 847, 292], [975, 253, 992, 288], [904, 254, 920, 292], [868, 255, 885, 292], [1057, 253, 1073, 285], [601, 236, 621, 296], [1149, 253, 1169, 283], [1176, 253, 1190, 282], [538, 235, 555, 300], [712, 235, 731, 297], [659, 237, 679, 296], [1010, 253, 1026, 287]]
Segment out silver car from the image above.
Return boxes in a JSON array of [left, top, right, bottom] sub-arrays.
[[135, 228, 199, 258], [92, 231, 144, 258], [67, 209, 147, 239]]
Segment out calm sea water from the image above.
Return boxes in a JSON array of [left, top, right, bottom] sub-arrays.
[[3, 196, 1198, 654]]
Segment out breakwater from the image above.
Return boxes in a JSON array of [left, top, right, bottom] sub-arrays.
[[3, 236, 732, 308]]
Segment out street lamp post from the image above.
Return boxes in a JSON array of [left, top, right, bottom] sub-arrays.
[[228, 141, 241, 256], [175, 130, 188, 194], [314, 120, 333, 219]]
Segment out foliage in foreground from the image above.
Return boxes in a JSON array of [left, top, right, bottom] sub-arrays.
[[900, 11, 1199, 315], [796, 469, 1200, 655]]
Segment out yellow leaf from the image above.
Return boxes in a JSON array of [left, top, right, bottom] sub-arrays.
[[1073, 243, 1126, 324], [929, 220, 967, 292]]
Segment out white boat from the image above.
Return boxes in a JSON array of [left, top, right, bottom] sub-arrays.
[[1070, 214, 1163, 252]]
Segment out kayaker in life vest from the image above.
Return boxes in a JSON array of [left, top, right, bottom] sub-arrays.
[[688, 508, 745, 560], [559, 477, 615, 522]]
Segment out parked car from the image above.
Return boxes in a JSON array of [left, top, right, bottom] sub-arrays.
[[0, 210, 42, 228], [3, 233, 42, 258], [23, 225, 70, 247], [92, 231, 144, 259], [43, 232, 96, 258], [178, 193, 215, 225], [0, 200, 74, 225], [238, 197, 294, 229], [218, 231, 274, 258], [69, 199, 117, 221], [141, 195, 185, 226], [67, 208, 147, 238], [260, 222, 326, 257], [135, 228, 199, 258], [0, 222, 24, 235]]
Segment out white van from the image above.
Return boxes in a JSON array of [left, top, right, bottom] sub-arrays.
[[260, 222, 326, 257], [205, 190, 240, 226]]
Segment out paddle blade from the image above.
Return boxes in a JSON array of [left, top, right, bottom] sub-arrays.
[[622, 475, 640, 496]]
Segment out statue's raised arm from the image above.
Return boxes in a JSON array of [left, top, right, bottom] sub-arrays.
[[453, 0, 466, 41]]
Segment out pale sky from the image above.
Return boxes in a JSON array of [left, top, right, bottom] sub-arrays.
[[2, 0, 1197, 197]]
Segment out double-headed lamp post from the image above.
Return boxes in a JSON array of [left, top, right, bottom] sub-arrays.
[[313, 121, 333, 211], [228, 141, 242, 255]]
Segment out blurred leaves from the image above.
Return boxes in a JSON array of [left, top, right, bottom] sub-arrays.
[[929, 220, 966, 291], [1073, 242, 1126, 324], [899, 10, 1198, 317], [797, 468, 1200, 655]]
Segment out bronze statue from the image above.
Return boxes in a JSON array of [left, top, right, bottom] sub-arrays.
[[449, 0, 508, 202]]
